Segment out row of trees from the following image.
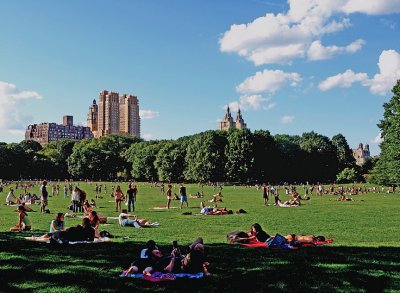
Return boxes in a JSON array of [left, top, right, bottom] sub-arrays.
[[8, 79, 400, 184], [0, 129, 362, 183]]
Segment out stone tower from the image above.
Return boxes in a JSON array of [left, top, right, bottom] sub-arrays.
[[353, 143, 371, 165], [218, 106, 235, 131], [218, 106, 247, 131], [87, 99, 98, 136], [235, 108, 246, 129]]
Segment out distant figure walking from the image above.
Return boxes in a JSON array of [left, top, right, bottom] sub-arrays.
[[40, 180, 48, 213]]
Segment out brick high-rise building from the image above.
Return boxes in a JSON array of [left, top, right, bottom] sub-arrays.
[[97, 90, 120, 137], [119, 94, 140, 137], [25, 116, 93, 145], [88, 90, 140, 138]]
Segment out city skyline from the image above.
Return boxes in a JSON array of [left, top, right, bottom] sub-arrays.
[[1, 1, 400, 155]]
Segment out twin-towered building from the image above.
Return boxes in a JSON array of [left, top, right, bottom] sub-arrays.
[[218, 106, 247, 131], [87, 90, 140, 138]]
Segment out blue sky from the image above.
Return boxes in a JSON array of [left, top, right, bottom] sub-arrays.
[[1, 1, 399, 155]]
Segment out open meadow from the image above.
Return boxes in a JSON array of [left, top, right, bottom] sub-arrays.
[[0, 182, 399, 292]]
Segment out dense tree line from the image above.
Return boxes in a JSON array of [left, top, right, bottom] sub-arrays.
[[0, 129, 357, 183]]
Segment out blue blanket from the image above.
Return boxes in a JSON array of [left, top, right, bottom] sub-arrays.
[[120, 271, 204, 281]]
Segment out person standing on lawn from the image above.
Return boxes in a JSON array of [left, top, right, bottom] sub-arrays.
[[179, 183, 188, 209], [40, 180, 48, 213], [126, 184, 137, 212]]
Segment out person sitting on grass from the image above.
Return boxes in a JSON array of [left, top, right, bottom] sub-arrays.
[[90, 199, 97, 208], [208, 192, 223, 203], [30, 213, 66, 240], [123, 240, 163, 276], [50, 218, 95, 244], [50, 213, 66, 233], [6, 188, 17, 205], [89, 210, 100, 238], [231, 223, 271, 244], [10, 205, 32, 232], [82, 200, 93, 216], [158, 237, 210, 276]]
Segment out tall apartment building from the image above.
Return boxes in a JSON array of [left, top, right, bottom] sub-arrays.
[[218, 106, 247, 131], [87, 90, 140, 138], [119, 94, 140, 137], [25, 115, 94, 145]]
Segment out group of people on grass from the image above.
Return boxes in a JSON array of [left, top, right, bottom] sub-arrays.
[[229, 223, 327, 247], [123, 238, 210, 276], [22, 211, 101, 243]]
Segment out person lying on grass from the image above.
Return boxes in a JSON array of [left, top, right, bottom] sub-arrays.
[[284, 234, 327, 244], [10, 205, 32, 232], [200, 201, 232, 215], [336, 194, 354, 201], [230, 223, 271, 243], [118, 209, 159, 228]]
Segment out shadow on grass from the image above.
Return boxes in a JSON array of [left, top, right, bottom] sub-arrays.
[[0, 232, 399, 292]]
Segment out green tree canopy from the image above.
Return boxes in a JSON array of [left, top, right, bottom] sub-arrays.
[[371, 80, 400, 184]]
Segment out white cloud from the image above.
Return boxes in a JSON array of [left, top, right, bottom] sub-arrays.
[[364, 50, 400, 95], [281, 115, 295, 124], [318, 50, 400, 94], [139, 110, 159, 119], [308, 39, 365, 61], [141, 133, 154, 140], [219, 0, 399, 65], [372, 133, 383, 144], [341, 0, 400, 15], [236, 69, 301, 95], [319, 69, 368, 91], [228, 95, 276, 112], [0, 81, 42, 134]]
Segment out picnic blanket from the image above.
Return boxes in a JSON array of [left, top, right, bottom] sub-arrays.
[[240, 234, 333, 249], [120, 272, 204, 282], [25, 236, 112, 244]]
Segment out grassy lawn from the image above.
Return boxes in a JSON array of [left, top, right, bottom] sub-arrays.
[[0, 181, 399, 292]]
